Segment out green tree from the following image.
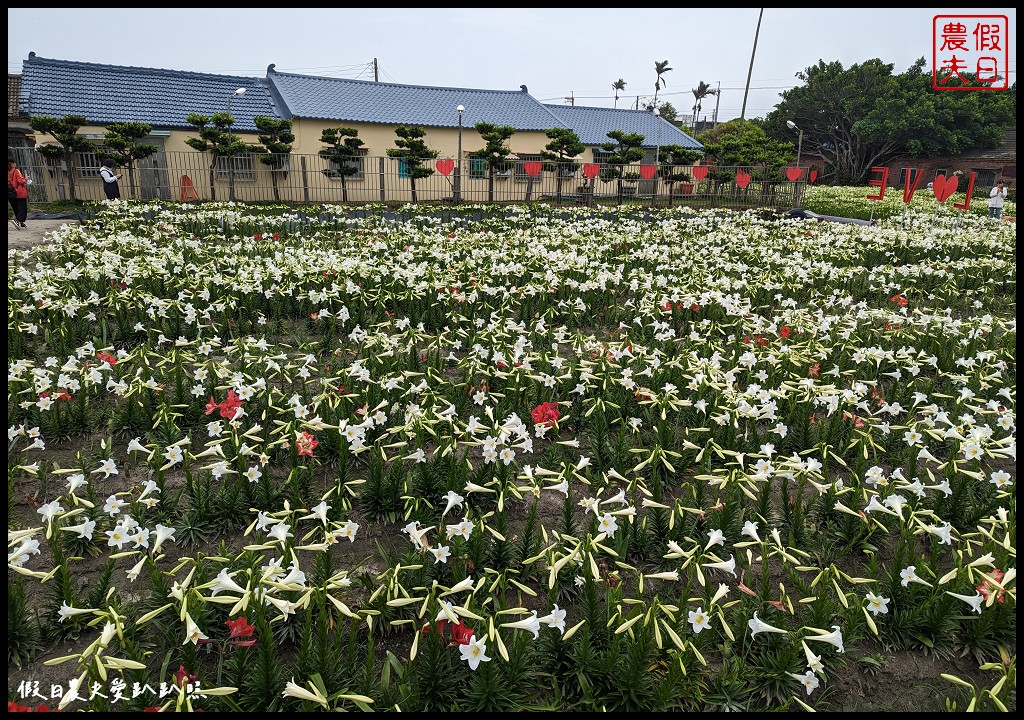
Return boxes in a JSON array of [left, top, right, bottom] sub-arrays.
[[690, 81, 718, 131], [652, 60, 672, 107], [599, 130, 646, 198], [249, 116, 294, 203], [185, 112, 248, 201], [612, 78, 627, 108], [696, 119, 792, 174], [764, 57, 1015, 184], [318, 127, 365, 204], [103, 122, 158, 199], [540, 128, 586, 205], [657, 144, 702, 198], [386, 126, 438, 204], [470, 122, 516, 202], [656, 102, 678, 124], [29, 114, 91, 202]]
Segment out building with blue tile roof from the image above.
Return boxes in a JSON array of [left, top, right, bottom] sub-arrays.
[[13, 53, 703, 204]]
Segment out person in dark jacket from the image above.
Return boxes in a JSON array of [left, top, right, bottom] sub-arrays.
[[99, 158, 122, 200]]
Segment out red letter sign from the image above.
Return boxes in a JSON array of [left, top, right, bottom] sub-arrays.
[[952, 171, 977, 210], [902, 168, 923, 203], [867, 167, 889, 201]]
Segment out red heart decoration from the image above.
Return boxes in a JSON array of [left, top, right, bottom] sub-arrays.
[[435, 159, 454, 176], [932, 174, 958, 202], [639, 165, 657, 180], [523, 161, 542, 177], [786, 167, 803, 182], [692, 165, 709, 181], [735, 170, 751, 189], [583, 163, 600, 179], [809, 169, 818, 184]]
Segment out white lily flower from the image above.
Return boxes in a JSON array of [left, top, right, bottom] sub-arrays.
[[803, 625, 845, 653], [703, 554, 737, 577], [282, 678, 329, 708], [500, 611, 541, 639], [537, 604, 567, 634], [946, 590, 984, 614], [748, 611, 787, 637]]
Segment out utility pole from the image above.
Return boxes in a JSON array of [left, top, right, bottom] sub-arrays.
[[712, 81, 721, 126], [564, 92, 574, 106], [374, 58, 379, 82], [740, 8, 763, 121]]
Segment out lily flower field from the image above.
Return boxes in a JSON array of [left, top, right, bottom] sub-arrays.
[[7, 200, 1016, 712]]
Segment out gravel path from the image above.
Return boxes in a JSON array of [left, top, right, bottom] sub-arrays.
[[7, 218, 79, 251]]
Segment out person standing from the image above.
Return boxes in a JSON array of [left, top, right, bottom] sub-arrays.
[[8, 158, 29, 228], [987, 180, 1007, 220], [99, 158, 122, 200]]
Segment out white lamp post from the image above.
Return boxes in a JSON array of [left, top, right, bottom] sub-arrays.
[[227, 87, 246, 116], [786, 120, 802, 170], [225, 88, 245, 201], [786, 119, 804, 206], [455, 105, 464, 203], [653, 107, 661, 205]]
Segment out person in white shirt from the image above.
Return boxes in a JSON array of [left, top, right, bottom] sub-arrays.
[[99, 158, 122, 200], [988, 180, 1007, 220]]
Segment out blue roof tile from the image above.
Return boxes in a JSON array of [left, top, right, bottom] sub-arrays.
[[19, 53, 277, 132], [267, 69, 566, 131], [543, 104, 703, 149]]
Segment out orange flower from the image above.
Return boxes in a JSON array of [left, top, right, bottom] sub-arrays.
[[296, 431, 318, 458], [976, 568, 1006, 604]]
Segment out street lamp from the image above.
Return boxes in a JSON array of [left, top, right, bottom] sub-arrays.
[[786, 120, 803, 170], [455, 105, 464, 203], [226, 88, 245, 201], [653, 107, 661, 166], [227, 87, 246, 116]]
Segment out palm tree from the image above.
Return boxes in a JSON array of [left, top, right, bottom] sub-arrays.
[[653, 60, 672, 107], [612, 78, 627, 108], [691, 81, 718, 132]]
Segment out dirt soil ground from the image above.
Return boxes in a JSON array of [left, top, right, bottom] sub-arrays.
[[8, 217, 78, 250]]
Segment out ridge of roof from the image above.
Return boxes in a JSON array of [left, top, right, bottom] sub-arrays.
[[24, 52, 261, 85], [269, 67, 531, 96]]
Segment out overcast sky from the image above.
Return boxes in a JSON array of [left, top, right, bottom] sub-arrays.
[[8, 8, 1017, 122]]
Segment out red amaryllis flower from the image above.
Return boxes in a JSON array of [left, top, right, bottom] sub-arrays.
[[450, 620, 474, 646], [225, 616, 257, 645], [779, 326, 791, 339], [422, 619, 475, 646], [808, 363, 821, 378], [531, 401, 560, 428], [96, 351, 118, 366], [219, 389, 244, 419], [204, 396, 220, 415], [976, 568, 1006, 604], [174, 665, 197, 688], [889, 293, 908, 307], [296, 431, 318, 457], [7, 702, 55, 712]]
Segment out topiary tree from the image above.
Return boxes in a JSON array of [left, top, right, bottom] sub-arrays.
[[185, 112, 248, 201], [385, 126, 438, 204], [599, 130, 646, 198], [250, 116, 294, 203], [470, 122, 516, 202], [318, 127, 364, 204], [29, 114, 92, 202], [657, 144, 703, 202], [103, 121, 159, 199], [540, 128, 585, 205]]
